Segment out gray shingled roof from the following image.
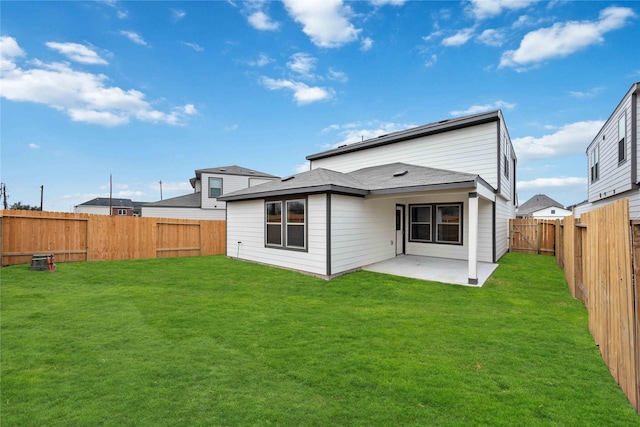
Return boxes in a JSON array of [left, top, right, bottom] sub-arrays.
[[306, 110, 503, 161], [218, 162, 481, 202], [194, 165, 279, 179], [142, 192, 201, 208], [76, 197, 133, 208], [517, 194, 565, 216]]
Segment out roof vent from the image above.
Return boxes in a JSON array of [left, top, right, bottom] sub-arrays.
[[337, 144, 347, 148], [393, 170, 409, 177], [282, 176, 295, 182], [219, 168, 226, 171], [378, 134, 388, 138]]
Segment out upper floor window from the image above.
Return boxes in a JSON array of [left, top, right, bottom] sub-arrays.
[[618, 114, 626, 163], [590, 145, 599, 182], [503, 153, 509, 178], [209, 177, 223, 198]]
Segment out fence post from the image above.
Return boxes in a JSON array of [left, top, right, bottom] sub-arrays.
[[632, 222, 640, 411]]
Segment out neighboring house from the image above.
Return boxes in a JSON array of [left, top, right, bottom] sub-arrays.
[[142, 165, 279, 220], [575, 82, 640, 219], [219, 110, 517, 285], [516, 194, 571, 219], [75, 198, 137, 216]]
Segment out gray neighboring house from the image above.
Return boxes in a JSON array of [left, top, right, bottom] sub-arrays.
[[142, 165, 279, 220], [516, 194, 571, 219], [575, 81, 640, 219], [75, 197, 141, 216]]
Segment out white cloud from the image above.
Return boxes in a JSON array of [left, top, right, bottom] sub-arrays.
[[500, 6, 635, 69], [248, 10, 280, 31], [282, 0, 361, 48], [517, 177, 587, 191], [182, 42, 204, 52], [248, 53, 273, 67], [477, 29, 505, 47], [0, 37, 195, 126], [119, 30, 147, 46], [323, 120, 415, 148], [327, 67, 348, 83], [424, 54, 438, 68], [422, 30, 443, 42], [287, 52, 317, 78], [442, 27, 475, 47], [568, 87, 604, 98], [468, 0, 536, 21], [117, 10, 128, 19], [360, 37, 373, 51], [29, 143, 40, 149], [224, 123, 239, 131], [46, 42, 108, 65], [260, 77, 333, 105], [172, 9, 186, 20], [450, 100, 515, 116], [293, 162, 310, 173], [512, 120, 604, 163]]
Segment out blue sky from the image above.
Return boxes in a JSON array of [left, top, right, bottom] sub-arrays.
[[1, 0, 639, 211]]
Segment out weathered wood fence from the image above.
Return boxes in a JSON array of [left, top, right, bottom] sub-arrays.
[[0, 210, 226, 266], [509, 218, 558, 256], [556, 199, 639, 413]]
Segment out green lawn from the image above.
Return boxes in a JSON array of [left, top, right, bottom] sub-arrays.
[[1, 253, 638, 426]]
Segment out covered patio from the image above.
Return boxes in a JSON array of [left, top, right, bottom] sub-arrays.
[[362, 255, 499, 286]]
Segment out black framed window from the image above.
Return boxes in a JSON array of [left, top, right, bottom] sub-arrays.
[[590, 145, 599, 182], [618, 114, 626, 163], [209, 177, 223, 198], [409, 203, 462, 245], [409, 205, 431, 242], [265, 198, 306, 250]]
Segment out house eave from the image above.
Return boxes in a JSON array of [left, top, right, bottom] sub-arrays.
[[218, 185, 368, 202]]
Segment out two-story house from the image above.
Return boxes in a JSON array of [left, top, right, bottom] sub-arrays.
[[142, 165, 279, 220], [576, 82, 640, 219], [219, 110, 517, 286]]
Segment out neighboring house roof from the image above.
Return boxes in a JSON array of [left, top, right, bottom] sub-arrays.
[[307, 110, 511, 161], [219, 162, 485, 202], [194, 165, 279, 179], [76, 197, 134, 208], [517, 194, 565, 216], [143, 192, 201, 208]]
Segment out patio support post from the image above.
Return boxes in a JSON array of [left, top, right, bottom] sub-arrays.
[[468, 192, 479, 285]]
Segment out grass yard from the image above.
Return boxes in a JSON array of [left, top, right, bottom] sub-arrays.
[[1, 253, 639, 426]]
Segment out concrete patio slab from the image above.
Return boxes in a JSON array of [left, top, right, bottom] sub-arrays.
[[362, 255, 498, 286]]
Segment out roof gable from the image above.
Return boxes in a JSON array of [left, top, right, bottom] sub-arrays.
[[518, 194, 565, 215]]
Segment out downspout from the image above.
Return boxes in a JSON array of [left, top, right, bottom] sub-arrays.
[[326, 193, 332, 277], [632, 87, 638, 186]]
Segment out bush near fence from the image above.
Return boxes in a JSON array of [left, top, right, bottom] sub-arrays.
[[554, 199, 638, 414], [0, 210, 226, 266]]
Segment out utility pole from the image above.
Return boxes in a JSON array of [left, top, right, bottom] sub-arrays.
[[1, 183, 7, 209], [159, 180, 163, 200], [40, 185, 44, 211]]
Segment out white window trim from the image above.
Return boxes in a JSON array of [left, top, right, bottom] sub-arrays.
[[209, 177, 223, 198]]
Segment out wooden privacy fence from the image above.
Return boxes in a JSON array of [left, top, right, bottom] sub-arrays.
[[558, 198, 639, 414], [509, 218, 558, 256], [0, 210, 226, 266]]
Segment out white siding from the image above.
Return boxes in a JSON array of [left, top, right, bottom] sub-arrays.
[[311, 122, 499, 189], [141, 206, 225, 220], [477, 197, 493, 263], [531, 207, 572, 219], [495, 196, 513, 260], [588, 90, 634, 203], [226, 195, 327, 276], [330, 195, 396, 274]]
